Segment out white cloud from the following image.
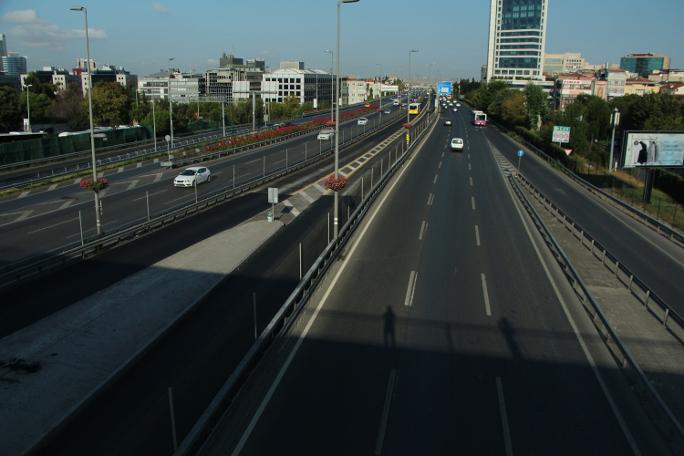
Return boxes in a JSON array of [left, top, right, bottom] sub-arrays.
[[2, 9, 107, 49], [153, 3, 169, 14]]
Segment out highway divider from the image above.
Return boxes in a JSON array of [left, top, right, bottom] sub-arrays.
[[509, 173, 684, 453]]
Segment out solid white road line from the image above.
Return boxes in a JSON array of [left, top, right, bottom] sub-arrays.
[[475, 225, 481, 247], [471, 196, 476, 211], [27, 217, 78, 235], [131, 189, 167, 202], [433, 174, 439, 184], [481, 273, 492, 316], [419, 220, 427, 241], [404, 270, 418, 307], [496, 377, 514, 456], [230, 120, 434, 456], [374, 369, 398, 455]]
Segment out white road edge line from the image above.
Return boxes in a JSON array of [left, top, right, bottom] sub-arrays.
[[496, 376, 514, 456], [231, 121, 433, 455], [475, 224, 481, 247], [374, 368, 398, 455], [404, 270, 418, 307], [481, 273, 492, 316], [419, 220, 427, 241], [488, 140, 642, 456]]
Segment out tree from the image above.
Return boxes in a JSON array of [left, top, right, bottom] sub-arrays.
[[23, 72, 57, 98], [90, 82, 131, 126], [500, 91, 528, 126], [0, 86, 21, 132], [524, 83, 547, 130], [368, 86, 374, 100]]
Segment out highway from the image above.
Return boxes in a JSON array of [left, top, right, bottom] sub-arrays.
[[203, 106, 642, 455], [0, 103, 403, 266]]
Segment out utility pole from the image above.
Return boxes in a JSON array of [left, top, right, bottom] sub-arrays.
[[609, 107, 620, 173]]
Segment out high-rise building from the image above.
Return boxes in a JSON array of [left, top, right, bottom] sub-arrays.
[[2, 53, 27, 76], [0, 33, 7, 73], [620, 53, 670, 78], [486, 0, 549, 85]]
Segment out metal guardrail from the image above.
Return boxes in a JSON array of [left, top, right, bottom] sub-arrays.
[[0, 110, 407, 291], [510, 173, 684, 451], [517, 173, 684, 337], [174, 108, 435, 456]]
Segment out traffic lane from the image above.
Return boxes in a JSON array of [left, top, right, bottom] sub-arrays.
[[0, 113, 407, 263], [484, 127, 684, 313], [0, 114, 411, 335], [465, 124, 636, 454], [231, 114, 444, 455]]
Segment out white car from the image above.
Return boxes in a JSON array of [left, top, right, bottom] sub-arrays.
[[317, 128, 335, 140], [174, 166, 211, 187], [444, 120, 452, 126], [357, 117, 368, 126], [453, 108, 458, 112], [456, 102, 462, 107], [450, 138, 464, 151]]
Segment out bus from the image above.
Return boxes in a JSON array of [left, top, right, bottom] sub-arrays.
[[473, 110, 488, 127], [408, 102, 420, 116]]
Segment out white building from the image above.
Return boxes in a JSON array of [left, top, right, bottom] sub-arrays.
[[261, 68, 334, 106], [342, 79, 369, 105], [80, 65, 137, 95], [138, 71, 204, 102]]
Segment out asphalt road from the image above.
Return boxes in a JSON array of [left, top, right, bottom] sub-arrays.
[[32, 109, 420, 456], [0, 104, 405, 265], [213, 107, 638, 455]]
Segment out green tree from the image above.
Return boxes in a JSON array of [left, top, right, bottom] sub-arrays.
[[90, 82, 131, 126], [500, 91, 528, 126], [523, 83, 547, 130], [23, 72, 57, 98], [0, 86, 22, 131]]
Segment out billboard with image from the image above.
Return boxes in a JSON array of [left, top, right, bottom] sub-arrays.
[[622, 132, 684, 168]]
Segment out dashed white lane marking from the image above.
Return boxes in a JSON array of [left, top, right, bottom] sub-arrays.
[[438, 161, 442, 169], [471, 196, 476, 211], [126, 179, 139, 191], [153, 172, 163, 183], [470, 177, 473, 187], [481, 273, 492, 317], [27, 216, 78, 235], [48, 184, 58, 191], [419, 220, 427, 241], [496, 377, 514, 456], [374, 369, 398, 455], [475, 225, 481, 247], [17, 191, 30, 199], [404, 270, 418, 307], [468, 163, 472, 171], [427, 193, 434, 206], [433, 174, 439, 184], [441, 151, 445, 158], [299, 190, 316, 204], [58, 199, 75, 210]]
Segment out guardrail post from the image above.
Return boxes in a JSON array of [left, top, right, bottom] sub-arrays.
[[168, 387, 178, 451], [232, 165, 236, 188], [78, 210, 84, 246], [664, 308, 670, 328], [371, 167, 374, 189], [146, 191, 151, 221], [319, 140, 322, 156], [361, 176, 364, 201], [327, 212, 331, 244], [304, 143, 308, 161], [628, 274, 634, 291], [285, 148, 289, 170], [644, 289, 651, 307], [253, 292, 258, 340], [263, 156, 266, 177]]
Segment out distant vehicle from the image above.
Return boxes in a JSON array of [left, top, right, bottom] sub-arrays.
[[444, 120, 452, 126], [408, 103, 420, 115], [174, 166, 211, 187], [357, 117, 368, 126], [453, 108, 458, 112], [317, 127, 335, 140], [473, 111, 488, 127], [384, 109, 391, 114], [393, 99, 400, 106], [364, 102, 371, 108], [456, 102, 461, 107], [450, 137, 464, 151]]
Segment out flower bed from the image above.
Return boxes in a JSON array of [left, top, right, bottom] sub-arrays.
[[324, 174, 348, 192], [79, 177, 109, 191]]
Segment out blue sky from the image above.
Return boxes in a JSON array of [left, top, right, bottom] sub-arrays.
[[1, 0, 683, 80]]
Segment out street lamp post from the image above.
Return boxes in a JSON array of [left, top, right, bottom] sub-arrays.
[[24, 84, 32, 132], [325, 49, 334, 122], [609, 107, 620, 173], [333, 0, 360, 240], [407, 49, 418, 125], [168, 57, 175, 149], [70, 5, 102, 235], [152, 99, 157, 152], [376, 64, 382, 123]]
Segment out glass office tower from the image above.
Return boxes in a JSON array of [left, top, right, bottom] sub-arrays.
[[486, 0, 549, 84]]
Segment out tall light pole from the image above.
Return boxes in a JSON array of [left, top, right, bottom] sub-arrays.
[[609, 107, 620, 173], [333, 0, 360, 240], [168, 57, 175, 148], [324, 49, 334, 122], [407, 49, 418, 125], [151, 99, 157, 152], [376, 63, 382, 123], [24, 83, 32, 132], [70, 5, 102, 236]]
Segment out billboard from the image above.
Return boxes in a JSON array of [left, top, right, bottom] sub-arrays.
[[623, 132, 684, 168], [552, 126, 571, 143], [437, 81, 453, 97]]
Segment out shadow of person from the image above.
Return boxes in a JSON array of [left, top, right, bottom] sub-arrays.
[[383, 306, 396, 350]]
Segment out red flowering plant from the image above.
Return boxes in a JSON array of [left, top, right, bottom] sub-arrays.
[[79, 177, 109, 192], [324, 174, 348, 192]]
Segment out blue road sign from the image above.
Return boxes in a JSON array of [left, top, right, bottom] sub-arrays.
[[517, 149, 525, 158], [437, 81, 453, 97]]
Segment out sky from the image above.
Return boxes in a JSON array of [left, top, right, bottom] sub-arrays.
[[1, 0, 683, 81]]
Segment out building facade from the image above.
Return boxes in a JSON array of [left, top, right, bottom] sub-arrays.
[[553, 73, 594, 110], [2, 53, 27, 76], [81, 65, 137, 95], [544, 52, 588, 76], [20, 67, 79, 92], [620, 53, 670, 77], [261, 68, 334, 105], [486, 0, 549, 85], [624, 78, 660, 96], [0, 33, 7, 72], [138, 71, 205, 102]]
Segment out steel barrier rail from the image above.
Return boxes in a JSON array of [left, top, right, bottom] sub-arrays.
[[510, 174, 684, 452], [0, 110, 407, 291], [461, 101, 684, 247], [517, 173, 684, 338], [174, 108, 436, 456]]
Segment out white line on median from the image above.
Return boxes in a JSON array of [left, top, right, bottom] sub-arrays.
[[299, 190, 316, 204], [496, 377, 514, 456], [419, 221, 427, 241], [375, 369, 398, 455], [433, 174, 438, 184], [17, 190, 30, 199], [404, 270, 418, 307], [475, 225, 481, 247], [427, 193, 434, 206], [471, 196, 476, 211], [481, 273, 491, 316], [58, 199, 75, 210], [126, 179, 139, 191], [153, 172, 163, 183], [47, 184, 58, 191]]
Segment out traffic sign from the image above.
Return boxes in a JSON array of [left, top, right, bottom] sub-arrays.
[[437, 81, 453, 97], [268, 187, 279, 204], [517, 149, 525, 158], [552, 126, 571, 144]]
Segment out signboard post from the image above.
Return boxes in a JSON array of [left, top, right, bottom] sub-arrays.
[[552, 126, 571, 148], [267, 187, 278, 222], [516, 149, 525, 173]]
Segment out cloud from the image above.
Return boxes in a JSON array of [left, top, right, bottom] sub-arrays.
[[2, 9, 107, 49], [152, 3, 169, 14]]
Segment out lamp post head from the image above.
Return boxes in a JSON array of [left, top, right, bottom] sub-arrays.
[[70, 5, 85, 11], [341, 0, 360, 3]]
